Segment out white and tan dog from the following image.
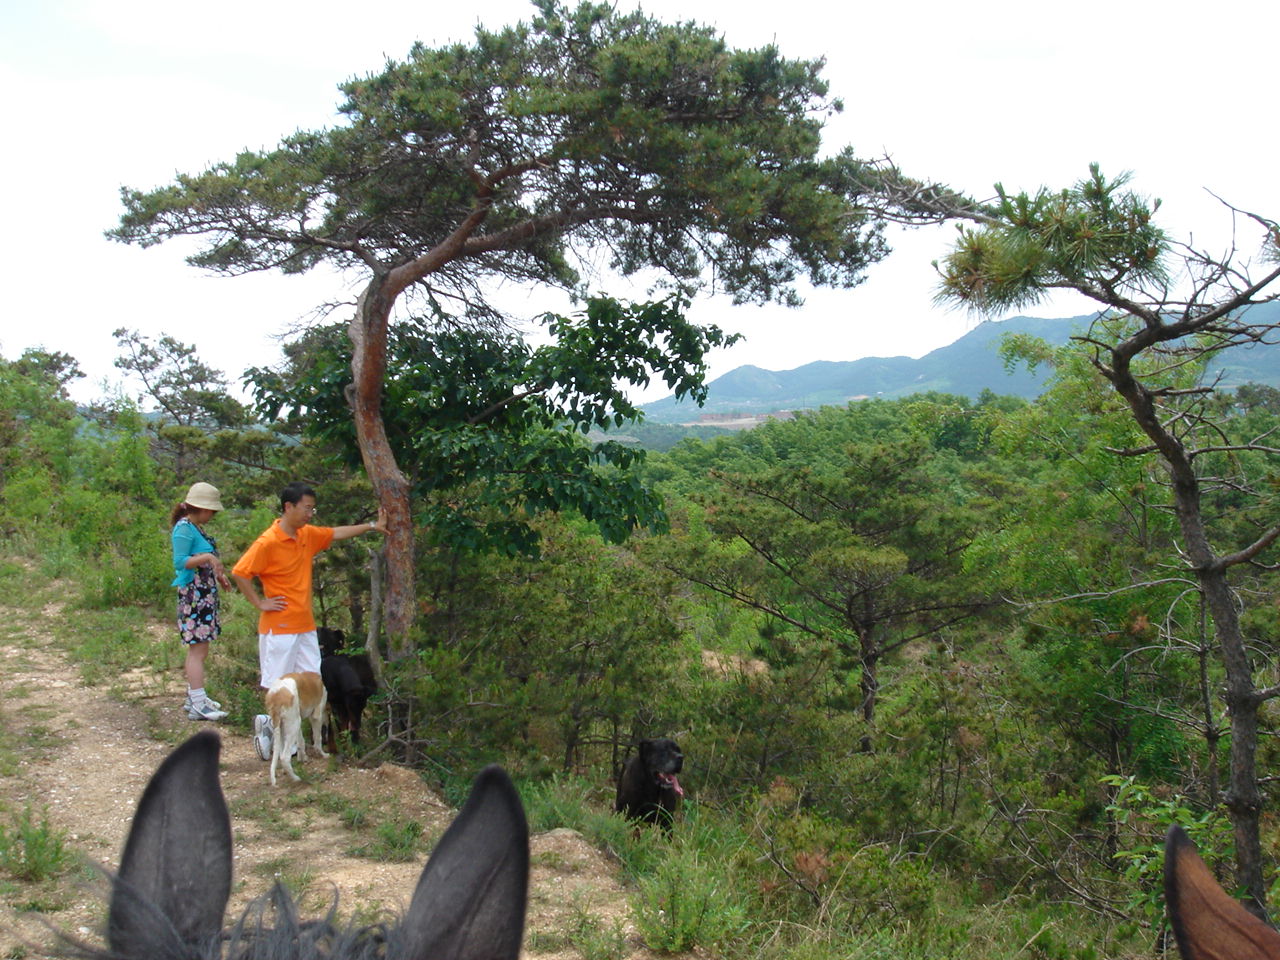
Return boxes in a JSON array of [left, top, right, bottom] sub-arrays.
[[265, 671, 328, 786]]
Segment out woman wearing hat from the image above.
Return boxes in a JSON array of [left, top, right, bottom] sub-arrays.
[[171, 482, 233, 721]]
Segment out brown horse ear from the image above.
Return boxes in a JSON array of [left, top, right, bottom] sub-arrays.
[[1165, 825, 1280, 960]]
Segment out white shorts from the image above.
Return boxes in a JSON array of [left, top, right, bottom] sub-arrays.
[[258, 630, 321, 688]]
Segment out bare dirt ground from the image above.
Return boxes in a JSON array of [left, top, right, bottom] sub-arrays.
[[0, 595, 668, 960]]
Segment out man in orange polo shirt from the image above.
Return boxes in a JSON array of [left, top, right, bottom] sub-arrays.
[[232, 481, 387, 760]]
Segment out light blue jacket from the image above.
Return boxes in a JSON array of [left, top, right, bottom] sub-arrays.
[[171, 518, 216, 588]]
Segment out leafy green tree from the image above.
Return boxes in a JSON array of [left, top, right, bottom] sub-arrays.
[[967, 339, 1204, 788], [372, 517, 687, 773], [931, 163, 1280, 913], [0, 350, 82, 526], [9, 349, 83, 400], [107, 328, 257, 485], [109, 0, 892, 649], [1229, 382, 1280, 415], [653, 397, 924, 492], [480, 523, 686, 773], [0, 353, 172, 605], [251, 296, 735, 567], [659, 436, 994, 752]]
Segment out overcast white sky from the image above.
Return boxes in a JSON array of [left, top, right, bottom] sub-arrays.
[[1, 0, 1276, 406]]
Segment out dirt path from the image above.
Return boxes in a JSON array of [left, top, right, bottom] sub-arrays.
[[0, 598, 650, 960]]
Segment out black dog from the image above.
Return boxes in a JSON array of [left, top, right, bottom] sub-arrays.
[[615, 737, 684, 828], [104, 730, 527, 960], [318, 627, 377, 752]]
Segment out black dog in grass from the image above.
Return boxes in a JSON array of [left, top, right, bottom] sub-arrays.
[[318, 627, 377, 752], [615, 737, 684, 829], [93, 730, 527, 960]]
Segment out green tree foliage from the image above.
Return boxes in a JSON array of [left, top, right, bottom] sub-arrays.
[[104, 328, 280, 493], [108, 0, 893, 649], [109, 2, 883, 303], [383, 518, 689, 775], [250, 296, 736, 556], [0, 352, 169, 604], [975, 336, 1216, 803], [72, 405, 170, 606], [111, 328, 249, 432], [8, 334, 1273, 951], [0, 349, 82, 505], [652, 406, 998, 752], [932, 162, 1280, 913], [936, 167, 1168, 313], [7, 348, 83, 400]]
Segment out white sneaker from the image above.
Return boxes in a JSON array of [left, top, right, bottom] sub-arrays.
[[182, 694, 223, 713], [187, 701, 228, 721], [253, 714, 272, 761]]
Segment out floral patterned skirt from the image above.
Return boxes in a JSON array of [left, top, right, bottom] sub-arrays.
[[177, 567, 220, 645]]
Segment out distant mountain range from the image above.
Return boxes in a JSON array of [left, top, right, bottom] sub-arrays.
[[640, 304, 1280, 424]]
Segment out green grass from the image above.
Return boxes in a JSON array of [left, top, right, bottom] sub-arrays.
[[525, 929, 573, 953], [348, 819, 427, 862], [338, 803, 373, 831], [0, 624, 29, 647], [0, 806, 75, 883], [14, 704, 66, 763], [0, 721, 18, 777], [304, 785, 432, 863], [0, 558, 36, 606], [66, 610, 175, 685], [631, 844, 749, 953], [530, 849, 567, 870], [228, 797, 311, 841], [308, 789, 364, 821], [12, 721, 64, 759], [12, 894, 71, 914], [567, 901, 629, 960], [141, 704, 187, 745], [251, 856, 316, 902]]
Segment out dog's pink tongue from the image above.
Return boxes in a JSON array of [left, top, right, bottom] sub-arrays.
[[661, 772, 685, 797]]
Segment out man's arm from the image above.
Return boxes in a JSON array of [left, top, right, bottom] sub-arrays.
[[331, 506, 390, 542], [232, 574, 287, 612]]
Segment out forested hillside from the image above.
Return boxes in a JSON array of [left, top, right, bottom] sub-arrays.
[[5, 327, 1280, 958], [640, 301, 1280, 423], [4, 5, 1279, 957]]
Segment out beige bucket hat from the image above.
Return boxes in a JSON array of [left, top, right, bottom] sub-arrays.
[[184, 482, 225, 512]]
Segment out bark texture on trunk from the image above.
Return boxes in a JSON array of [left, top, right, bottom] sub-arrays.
[[349, 276, 415, 659], [1110, 342, 1268, 919], [344, 196, 498, 658]]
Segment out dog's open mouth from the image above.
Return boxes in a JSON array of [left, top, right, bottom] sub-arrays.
[[657, 771, 684, 796]]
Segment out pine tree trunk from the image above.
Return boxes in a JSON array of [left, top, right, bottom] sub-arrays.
[[1201, 569, 1267, 917], [1111, 347, 1268, 918], [858, 632, 878, 754], [349, 275, 416, 660]]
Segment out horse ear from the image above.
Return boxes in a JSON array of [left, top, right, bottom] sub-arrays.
[[1165, 825, 1280, 960], [108, 730, 232, 959], [397, 764, 529, 960]]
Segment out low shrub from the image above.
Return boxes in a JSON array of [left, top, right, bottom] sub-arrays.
[[0, 806, 74, 883]]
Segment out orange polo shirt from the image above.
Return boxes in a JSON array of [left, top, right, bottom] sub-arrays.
[[232, 520, 335, 635]]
